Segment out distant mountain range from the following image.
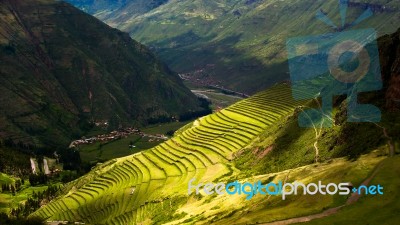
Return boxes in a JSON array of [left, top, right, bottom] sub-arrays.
[[65, 0, 400, 93], [0, 0, 203, 149], [66, 0, 169, 25], [63, 0, 129, 14]]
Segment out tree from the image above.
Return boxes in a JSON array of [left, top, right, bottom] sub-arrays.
[[29, 173, 48, 186], [166, 130, 175, 136], [15, 180, 21, 191], [10, 185, 15, 196]]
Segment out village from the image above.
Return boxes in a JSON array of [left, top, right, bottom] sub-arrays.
[[27, 127, 171, 175], [68, 127, 169, 149]]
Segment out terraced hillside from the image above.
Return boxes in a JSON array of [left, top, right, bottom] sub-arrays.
[[31, 84, 309, 224]]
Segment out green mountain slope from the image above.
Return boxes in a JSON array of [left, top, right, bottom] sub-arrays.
[[68, 0, 400, 94], [0, 0, 202, 148], [31, 81, 399, 224], [30, 83, 309, 224], [30, 27, 400, 224]]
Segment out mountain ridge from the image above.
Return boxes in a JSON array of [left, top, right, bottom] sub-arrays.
[[67, 0, 400, 94], [0, 0, 202, 148]]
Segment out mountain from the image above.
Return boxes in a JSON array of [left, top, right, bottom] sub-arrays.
[[31, 28, 400, 224], [378, 28, 400, 111], [63, 0, 128, 14], [0, 0, 203, 149], [64, 0, 169, 26], [67, 0, 400, 94]]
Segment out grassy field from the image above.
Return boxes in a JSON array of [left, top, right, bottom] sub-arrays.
[[184, 81, 244, 109], [0, 180, 48, 214], [173, 150, 387, 225], [142, 121, 192, 135], [78, 135, 162, 163], [192, 90, 243, 109], [291, 156, 399, 225], [78, 121, 192, 163]]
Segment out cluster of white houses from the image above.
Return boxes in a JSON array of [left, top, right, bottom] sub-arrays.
[[68, 127, 169, 148], [69, 128, 139, 148]]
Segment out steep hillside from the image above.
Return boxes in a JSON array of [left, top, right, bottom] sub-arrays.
[[31, 81, 399, 224], [0, 0, 202, 148], [30, 26, 400, 224], [378, 28, 400, 111], [30, 84, 309, 224], [68, 0, 400, 94]]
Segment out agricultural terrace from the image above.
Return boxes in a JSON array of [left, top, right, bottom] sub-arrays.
[[31, 84, 309, 224]]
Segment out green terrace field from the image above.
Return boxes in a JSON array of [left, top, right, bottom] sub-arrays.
[[31, 84, 311, 224], [30, 83, 399, 224]]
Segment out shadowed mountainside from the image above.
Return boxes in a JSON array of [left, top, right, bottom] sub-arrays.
[[0, 0, 202, 148]]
